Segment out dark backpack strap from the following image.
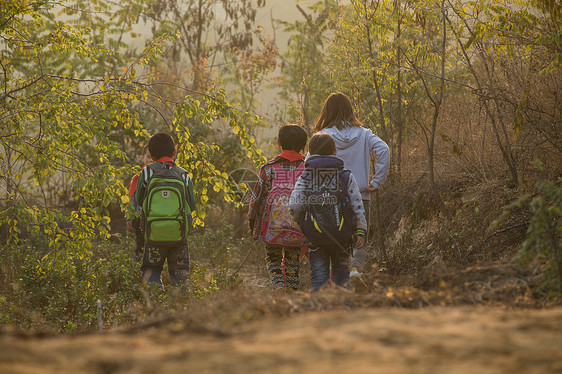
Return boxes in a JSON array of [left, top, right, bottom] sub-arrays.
[[146, 161, 164, 175], [174, 164, 188, 174], [146, 162, 157, 172], [338, 169, 353, 214], [339, 169, 351, 191], [148, 161, 185, 175], [338, 170, 354, 222], [162, 160, 175, 169]]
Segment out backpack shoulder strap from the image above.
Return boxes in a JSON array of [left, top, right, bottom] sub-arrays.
[[171, 164, 188, 176], [144, 162, 162, 181], [271, 162, 284, 173], [174, 165, 191, 185], [146, 161, 165, 173], [148, 162, 187, 176], [271, 160, 305, 183], [339, 169, 351, 187], [174, 164, 188, 173]]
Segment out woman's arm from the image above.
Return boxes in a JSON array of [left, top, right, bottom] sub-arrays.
[[369, 134, 390, 189]]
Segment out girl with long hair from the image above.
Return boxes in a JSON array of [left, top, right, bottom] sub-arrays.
[[315, 92, 390, 277]]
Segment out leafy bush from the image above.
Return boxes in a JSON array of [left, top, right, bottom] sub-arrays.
[[0, 221, 246, 332], [183, 261, 240, 298], [189, 222, 240, 267], [0, 240, 141, 332], [491, 178, 562, 297]]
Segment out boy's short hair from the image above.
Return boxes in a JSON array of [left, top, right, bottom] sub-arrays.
[[309, 133, 336, 155], [278, 124, 307, 152], [148, 132, 175, 159], [142, 144, 150, 156]]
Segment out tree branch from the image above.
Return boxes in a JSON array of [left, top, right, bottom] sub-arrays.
[[0, 75, 45, 101]]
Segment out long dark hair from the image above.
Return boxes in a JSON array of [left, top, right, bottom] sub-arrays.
[[314, 92, 364, 132]]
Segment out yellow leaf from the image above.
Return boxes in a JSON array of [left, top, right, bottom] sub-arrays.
[[121, 195, 129, 204]]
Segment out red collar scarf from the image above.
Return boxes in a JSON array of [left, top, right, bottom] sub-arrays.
[[278, 150, 304, 162]]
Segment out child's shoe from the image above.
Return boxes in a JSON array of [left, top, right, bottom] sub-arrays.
[[350, 267, 368, 293], [273, 285, 286, 298]]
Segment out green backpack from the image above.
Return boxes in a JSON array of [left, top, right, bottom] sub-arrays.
[[142, 161, 191, 247]]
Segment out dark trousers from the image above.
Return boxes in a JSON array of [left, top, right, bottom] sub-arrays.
[[309, 243, 351, 292], [141, 241, 189, 286]]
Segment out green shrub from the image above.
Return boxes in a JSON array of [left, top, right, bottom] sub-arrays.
[[0, 221, 248, 332], [0, 239, 141, 332], [492, 178, 562, 297], [184, 261, 240, 298]]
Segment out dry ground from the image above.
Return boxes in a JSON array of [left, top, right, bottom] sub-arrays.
[[1, 290, 561, 374], [2, 225, 560, 374]]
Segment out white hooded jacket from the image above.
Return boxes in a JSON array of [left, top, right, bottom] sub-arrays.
[[319, 125, 390, 199]]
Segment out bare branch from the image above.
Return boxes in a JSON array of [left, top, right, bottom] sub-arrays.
[[0, 75, 45, 101]]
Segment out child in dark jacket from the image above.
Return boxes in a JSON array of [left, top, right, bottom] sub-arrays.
[[248, 124, 308, 294], [290, 133, 366, 292]]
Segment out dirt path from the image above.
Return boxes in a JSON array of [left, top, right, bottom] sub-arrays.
[[1, 304, 561, 374]]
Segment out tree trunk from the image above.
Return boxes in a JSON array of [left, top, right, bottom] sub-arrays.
[[395, 3, 403, 183], [427, 0, 451, 221]]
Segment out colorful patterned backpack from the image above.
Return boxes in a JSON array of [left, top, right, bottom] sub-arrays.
[[261, 162, 305, 247]]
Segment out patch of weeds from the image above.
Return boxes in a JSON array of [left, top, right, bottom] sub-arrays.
[[189, 222, 241, 267], [0, 238, 142, 332]]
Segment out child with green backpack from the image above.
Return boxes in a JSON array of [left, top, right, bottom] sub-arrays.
[[135, 132, 196, 287]]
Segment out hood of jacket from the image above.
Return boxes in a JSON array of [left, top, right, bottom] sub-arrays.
[[305, 154, 345, 170], [320, 124, 365, 150]]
